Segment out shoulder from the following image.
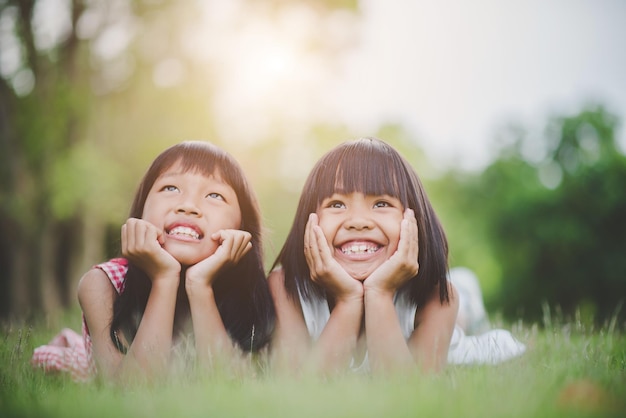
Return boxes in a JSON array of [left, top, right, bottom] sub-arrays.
[[77, 267, 119, 333], [268, 268, 285, 292], [77, 267, 118, 306], [268, 268, 304, 316], [415, 281, 459, 326], [268, 268, 292, 306], [77, 258, 128, 307], [92, 258, 128, 294]]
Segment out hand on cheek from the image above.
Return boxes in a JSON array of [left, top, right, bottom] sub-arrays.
[[185, 229, 252, 288], [122, 218, 181, 281], [365, 208, 419, 294], [304, 213, 363, 302]]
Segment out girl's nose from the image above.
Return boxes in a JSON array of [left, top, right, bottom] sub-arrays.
[[345, 209, 374, 230], [176, 197, 201, 216]]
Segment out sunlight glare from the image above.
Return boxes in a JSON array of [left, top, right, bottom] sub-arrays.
[[188, 1, 347, 147]]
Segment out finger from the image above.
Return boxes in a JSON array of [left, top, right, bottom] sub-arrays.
[[235, 232, 253, 260], [234, 241, 253, 262], [143, 222, 159, 249], [308, 219, 328, 271], [400, 208, 418, 254], [305, 216, 326, 279], [156, 227, 166, 247], [210, 230, 230, 259], [312, 223, 332, 260], [406, 208, 419, 258], [124, 218, 140, 254], [227, 230, 250, 260], [125, 219, 160, 256], [211, 230, 251, 262], [404, 208, 419, 274], [304, 213, 316, 266], [121, 223, 128, 255], [139, 221, 160, 252]]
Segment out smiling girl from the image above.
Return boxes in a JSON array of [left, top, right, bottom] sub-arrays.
[[269, 137, 524, 375], [73, 141, 275, 380]]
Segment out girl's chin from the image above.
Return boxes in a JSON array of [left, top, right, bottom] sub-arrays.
[[166, 248, 214, 267], [342, 265, 378, 281]]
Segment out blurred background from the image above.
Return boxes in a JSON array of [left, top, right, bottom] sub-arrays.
[[1, 0, 625, 327]]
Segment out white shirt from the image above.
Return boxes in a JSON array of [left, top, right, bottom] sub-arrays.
[[297, 287, 526, 371]]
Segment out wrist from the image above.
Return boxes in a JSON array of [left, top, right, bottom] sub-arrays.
[[331, 295, 365, 320], [150, 274, 180, 290], [185, 276, 214, 295], [363, 284, 395, 300], [333, 283, 364, 304]]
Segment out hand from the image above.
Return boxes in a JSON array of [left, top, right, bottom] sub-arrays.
[[364, 208, 419, 295], [121, 218, 181, 282], [185, 229, 252, 288], [304, 213, 363, 302]]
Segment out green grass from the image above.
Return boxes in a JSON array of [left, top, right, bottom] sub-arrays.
[[1, 312, 625, 418]]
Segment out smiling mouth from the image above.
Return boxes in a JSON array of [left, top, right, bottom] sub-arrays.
[[167, 226, 202, 240], [339, 243, 380, 255]]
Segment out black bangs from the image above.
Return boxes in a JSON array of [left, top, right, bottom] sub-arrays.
[[130, 141, 249, 219], [173, 142, 245, 192], [313, 138, 411, 207]]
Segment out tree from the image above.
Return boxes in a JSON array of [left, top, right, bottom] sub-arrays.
[[456, 106, 626, 326], [0, 0, 199, 318], [0, 0, 358, 320], [1, 0, 91, 317]]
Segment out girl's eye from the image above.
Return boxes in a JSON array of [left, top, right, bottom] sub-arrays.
[[329, 201, 345, 209], [207, 192, 225, 201], [374, 201, 390, 208], [162, 185, 179, 192]]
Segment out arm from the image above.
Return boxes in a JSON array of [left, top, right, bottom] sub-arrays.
[[77, 268, 123, 378], [363, 209, 458, 373], [304, 214, 364, 374], [185, 229, 252, 367], [268, 269, 362, 376], [408, 282, 459, 373], [363, 209, 420, 373], [77, 265, 179, 380], [268, 269, 313, 374], [115, 218, 181, 379], [364, 281, 458, 375]]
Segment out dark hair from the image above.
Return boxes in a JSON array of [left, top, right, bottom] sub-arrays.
[[111, 141, 275, 352], [272, 137, 449, 307]]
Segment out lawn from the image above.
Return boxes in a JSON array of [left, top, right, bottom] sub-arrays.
[[1, 310, 625, 418]]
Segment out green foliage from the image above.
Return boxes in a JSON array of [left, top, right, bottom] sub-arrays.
[[450, 106, 626, 325]]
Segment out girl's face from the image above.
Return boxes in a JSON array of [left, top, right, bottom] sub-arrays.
[[141, 161, 242, 266], [316, 191, 405, 281]]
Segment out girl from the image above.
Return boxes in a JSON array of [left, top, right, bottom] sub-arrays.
[[34, 141, 275, 381], [269, 137, 525, 375]]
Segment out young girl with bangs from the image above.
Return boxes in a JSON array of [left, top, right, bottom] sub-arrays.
[[269, 137, 525, 375], [33, 141, 275, 381]]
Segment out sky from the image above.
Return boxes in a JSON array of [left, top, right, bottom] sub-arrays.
[[193, 0, 626, 171], [5, 0, 625, 172], [322, 0, 626, 170]]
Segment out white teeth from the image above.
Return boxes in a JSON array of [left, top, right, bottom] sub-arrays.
[[168, 226, 200, 239], [341, 244, 378, 255]]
